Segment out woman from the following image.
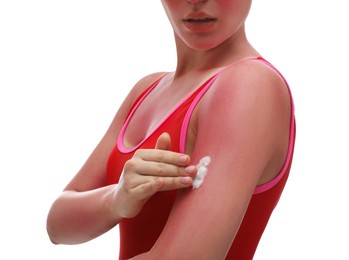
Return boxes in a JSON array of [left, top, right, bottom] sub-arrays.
[[47, 0, 296, 259]]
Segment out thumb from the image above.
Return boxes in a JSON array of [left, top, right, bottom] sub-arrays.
[[155, 132, 171, 150]]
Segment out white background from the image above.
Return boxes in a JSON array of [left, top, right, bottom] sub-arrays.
[[1, 1, 348, 259]]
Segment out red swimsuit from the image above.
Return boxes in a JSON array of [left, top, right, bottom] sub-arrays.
[[107, 57, 296, 259]]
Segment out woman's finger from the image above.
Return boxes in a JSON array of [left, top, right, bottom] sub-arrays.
[[132, 175, 193, 200], [121, 161, 196, 191], [134, 160, 195, 177], [134, 149, 190, 167], [155, 132, 172, 151]]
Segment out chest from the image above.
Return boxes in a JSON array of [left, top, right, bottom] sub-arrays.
[[121, 74, 211, 154]]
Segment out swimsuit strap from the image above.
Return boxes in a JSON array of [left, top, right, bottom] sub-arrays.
[[180, 57, 266, 153], [179, 57, 296, 194]]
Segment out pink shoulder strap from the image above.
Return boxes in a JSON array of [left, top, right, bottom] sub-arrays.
[[179, 73, 222, 153], [252, 58, 296, 194]]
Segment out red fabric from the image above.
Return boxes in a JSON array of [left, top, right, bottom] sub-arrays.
[[107, 80, 207, 259]]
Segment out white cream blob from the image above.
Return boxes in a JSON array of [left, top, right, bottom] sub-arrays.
[[192, 156, 211, 189]]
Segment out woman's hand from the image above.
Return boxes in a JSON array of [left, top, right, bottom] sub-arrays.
[[112, 132, 196, 219]]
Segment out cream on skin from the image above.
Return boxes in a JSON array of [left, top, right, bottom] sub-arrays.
[[192, 156, 211, 189]]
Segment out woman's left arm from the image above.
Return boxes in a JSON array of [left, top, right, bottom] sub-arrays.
[[131, 61, 291, 259]]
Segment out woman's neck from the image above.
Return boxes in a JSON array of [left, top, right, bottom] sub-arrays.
[[174, 28, 258, 77]]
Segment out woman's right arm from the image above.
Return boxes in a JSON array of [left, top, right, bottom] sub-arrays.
[[46, 73, 161, 245], [46, 73, 194, 245]]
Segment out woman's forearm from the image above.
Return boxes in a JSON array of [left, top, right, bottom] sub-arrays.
[[46, 184, 121, 245]]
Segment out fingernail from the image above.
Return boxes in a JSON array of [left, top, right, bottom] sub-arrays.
[[180, 176, 191, 184], [180, 155, 189, 163], [185, 165, 196, 174]]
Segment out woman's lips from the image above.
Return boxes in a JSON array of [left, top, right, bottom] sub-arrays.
[[183, 17, 217, 23], [182, 15, 217, 33]]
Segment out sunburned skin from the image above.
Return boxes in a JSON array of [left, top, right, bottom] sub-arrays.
[[192, 156, 211, 189]]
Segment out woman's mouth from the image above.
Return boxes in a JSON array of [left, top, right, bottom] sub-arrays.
[[183, 17, 217, 23], [182, 15, 217, 33]]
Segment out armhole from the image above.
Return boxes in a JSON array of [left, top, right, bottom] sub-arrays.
[[252, 58, 296, 194], [178, 57, 296, 194]]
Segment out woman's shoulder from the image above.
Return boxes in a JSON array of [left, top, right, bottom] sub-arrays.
[[194, 58, 292, 186], [106, 71, 169, 136], [197, 57, 291, 142], [220, 58, 287, 91], [204, 58, 290, 111], [128, 72, 169, 102]]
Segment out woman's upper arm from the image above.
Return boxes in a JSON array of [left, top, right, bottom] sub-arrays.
[[146, 62, 291, 259], [64, 72, 168, 192]]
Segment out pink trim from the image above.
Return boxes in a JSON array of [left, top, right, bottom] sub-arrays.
[[179, 73, 221, 153], [254, 118, 295, 194], [252, 58, 295, 194], [117, 78, 160, 153]]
